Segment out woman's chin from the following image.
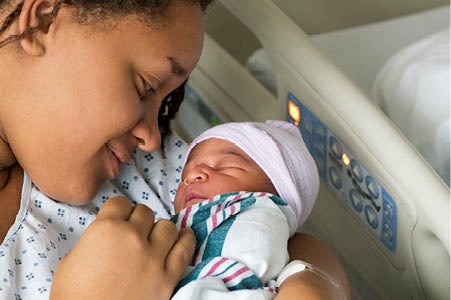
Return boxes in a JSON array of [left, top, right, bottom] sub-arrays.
[[35, 181, 101, 206], [50, 192, 97, 206]]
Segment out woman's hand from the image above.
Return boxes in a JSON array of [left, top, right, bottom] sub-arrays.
[[50, 196, 195, 300]]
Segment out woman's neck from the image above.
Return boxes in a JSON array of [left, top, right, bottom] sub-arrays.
[[0, 139, 16, 169], [0, 164, 23, 243], [0, 166, 10, 190]]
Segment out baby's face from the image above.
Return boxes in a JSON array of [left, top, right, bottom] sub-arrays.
[[174, 138, 278, 213]]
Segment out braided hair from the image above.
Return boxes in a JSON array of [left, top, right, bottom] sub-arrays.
[[0, 0, 213, 48], [158, 80, 187, 153]]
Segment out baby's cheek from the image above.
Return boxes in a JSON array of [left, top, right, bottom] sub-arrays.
[[173, 184, 185, 213]]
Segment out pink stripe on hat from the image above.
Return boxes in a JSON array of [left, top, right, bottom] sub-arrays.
[[185, 120, 319, 229]]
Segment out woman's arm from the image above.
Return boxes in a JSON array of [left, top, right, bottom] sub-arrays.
[[275, 233, 351, 300], [50, 196, 195, 300]]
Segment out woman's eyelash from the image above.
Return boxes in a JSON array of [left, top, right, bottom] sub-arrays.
[[138, 79, 156, 100], [144, 81, 156, 97]]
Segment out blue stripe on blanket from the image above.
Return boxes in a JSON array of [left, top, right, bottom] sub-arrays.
[[172, 192, 280, 293], [202, 214, 235, 259]]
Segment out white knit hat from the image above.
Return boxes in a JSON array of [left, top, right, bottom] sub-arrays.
[[185, 120, 319, 228]]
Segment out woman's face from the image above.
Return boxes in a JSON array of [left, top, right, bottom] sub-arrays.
[[3, 3, 204, 204]]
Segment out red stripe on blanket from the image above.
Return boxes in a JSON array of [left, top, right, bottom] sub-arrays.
[[223, 266, 249, 283], [181, 206, 192, 228], [206, 257, 227, 276]]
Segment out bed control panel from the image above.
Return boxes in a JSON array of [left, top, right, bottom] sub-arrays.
[[286, 92, 397, 253]]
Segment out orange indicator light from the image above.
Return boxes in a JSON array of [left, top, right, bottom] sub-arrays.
[[288, 100, 301, 126], [342, 153, 350, 166]]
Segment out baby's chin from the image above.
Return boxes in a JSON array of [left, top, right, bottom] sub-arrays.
[[174, 201, 184, 214], [174, 197, 209, 214]]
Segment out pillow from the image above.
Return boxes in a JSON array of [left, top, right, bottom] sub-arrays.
[[372, 28, 450, 186], [245, 48, 278, 96]]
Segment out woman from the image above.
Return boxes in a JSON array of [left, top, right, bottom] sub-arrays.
[[0, 0, 349, 299]]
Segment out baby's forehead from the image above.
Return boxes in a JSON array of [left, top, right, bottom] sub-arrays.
[[187, 138, 252, 162]]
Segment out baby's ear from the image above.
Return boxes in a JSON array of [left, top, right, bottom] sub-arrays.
[[18, 0, 56, 56]]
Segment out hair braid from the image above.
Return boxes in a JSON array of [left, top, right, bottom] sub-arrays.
[[158, 80, 187, 155], [0, 0, 213, 48], [0, 0, 68, 48]]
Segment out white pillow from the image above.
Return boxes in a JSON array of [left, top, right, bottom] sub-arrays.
[[245, 48, 278, 96], [372, 28, 450, 186]]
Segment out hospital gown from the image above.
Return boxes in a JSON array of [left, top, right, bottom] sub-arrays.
[[0, 133, 186, 300]]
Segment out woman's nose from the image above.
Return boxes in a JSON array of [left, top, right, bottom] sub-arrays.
[[131, 92, 167, 152], [131, 117, 161, 152], [184, 168, 209, 184]]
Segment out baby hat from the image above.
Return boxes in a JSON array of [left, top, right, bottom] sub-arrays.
[[185, 120, 319, 230]]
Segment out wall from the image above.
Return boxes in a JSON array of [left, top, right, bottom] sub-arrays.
[[203, 0, 449, 64], [272, 0, 449, 34]]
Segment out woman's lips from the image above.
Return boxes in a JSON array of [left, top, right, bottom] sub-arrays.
[[109, 144, 131, 164], [107, 146, 121, 178], [106, 145, 130, 179]]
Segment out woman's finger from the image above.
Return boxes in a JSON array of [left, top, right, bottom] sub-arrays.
[[128, 204, 155, 237], [96, 196, 133, 221], [148, 219, 178, 256], [165, 228, 196, 279]]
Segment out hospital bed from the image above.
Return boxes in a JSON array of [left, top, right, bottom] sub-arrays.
[[246, 5, 450, 188], [173, 1, 450, 299]]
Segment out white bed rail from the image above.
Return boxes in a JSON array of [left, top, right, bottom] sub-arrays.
[[186, 0, 450, 299]]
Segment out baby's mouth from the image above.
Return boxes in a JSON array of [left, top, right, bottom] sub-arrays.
[[184, 192, 205, 206]]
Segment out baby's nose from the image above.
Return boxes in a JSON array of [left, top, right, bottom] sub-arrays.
[[184, 169, 208, 184]]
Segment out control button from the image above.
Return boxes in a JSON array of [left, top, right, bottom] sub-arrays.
[[383, 202, 394, 221], [350, 189, 363, 212], [329, 167, 342, 189], [314, 141, 326, 157], [365, 176, 380, 199], [383, 222, 394, 242], [350, 159, 363, 182], [304, 117, 313, 135], [329, 136, 342, 160], [315, 126, 326, 139], [365, 205, 379, 229]]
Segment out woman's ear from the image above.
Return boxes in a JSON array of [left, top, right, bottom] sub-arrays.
[[18, 0, 56, 56]]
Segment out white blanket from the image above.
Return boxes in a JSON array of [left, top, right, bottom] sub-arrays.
[[171, 191, 296, 300], [371, 28, 450, 186]]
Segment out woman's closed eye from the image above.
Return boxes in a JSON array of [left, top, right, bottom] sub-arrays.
[[141, 80, 156, 100], [135, 71, 158, 101]]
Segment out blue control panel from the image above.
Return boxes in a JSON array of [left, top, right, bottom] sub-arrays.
[[287, 92, 397, 252]]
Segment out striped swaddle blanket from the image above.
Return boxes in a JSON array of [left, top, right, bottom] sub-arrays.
[[171, 191, 296, 299]]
